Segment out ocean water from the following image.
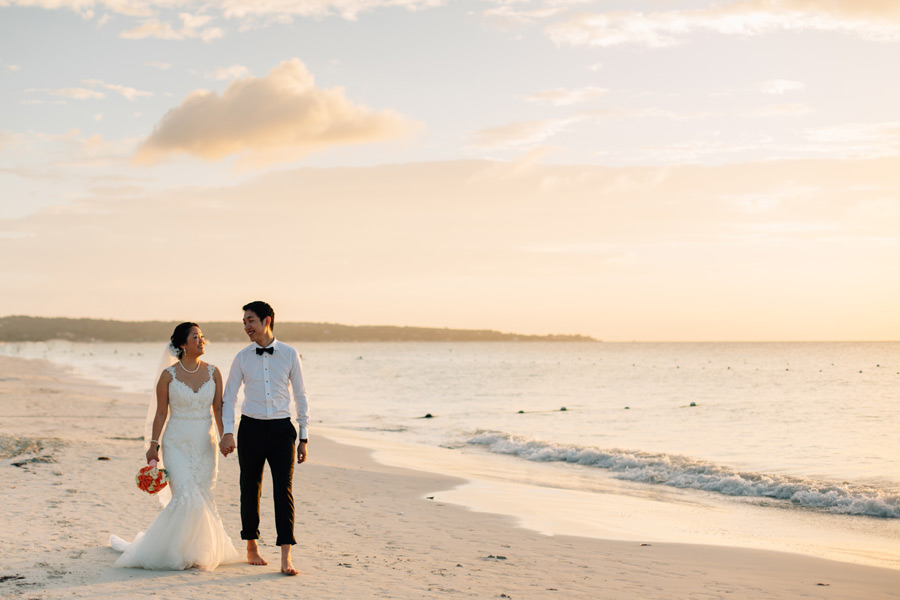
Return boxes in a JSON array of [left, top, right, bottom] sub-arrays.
[[3, 340, 899, 567]]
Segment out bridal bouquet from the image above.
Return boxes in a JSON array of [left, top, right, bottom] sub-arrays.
[[136, 460, 169, 495]]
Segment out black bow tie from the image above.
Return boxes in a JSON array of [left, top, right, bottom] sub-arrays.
[[256, 347, 274, 355]]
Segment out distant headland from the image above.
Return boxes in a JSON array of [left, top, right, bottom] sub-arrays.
[[0, 316, 596, 343]]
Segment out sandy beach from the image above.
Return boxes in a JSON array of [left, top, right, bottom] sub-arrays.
[[1, 354, 897, 600]]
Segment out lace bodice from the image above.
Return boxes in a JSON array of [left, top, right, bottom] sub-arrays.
[[166, 365, 215, 421]]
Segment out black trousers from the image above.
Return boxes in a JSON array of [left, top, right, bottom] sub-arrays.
[[237, 416, 297, 546]]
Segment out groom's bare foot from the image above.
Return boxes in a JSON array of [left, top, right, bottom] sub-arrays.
[[246, 540, 268, 566], [281, 544, 298, 576]]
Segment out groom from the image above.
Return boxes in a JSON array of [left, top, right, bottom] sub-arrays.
[[219, 301, 309, 576]]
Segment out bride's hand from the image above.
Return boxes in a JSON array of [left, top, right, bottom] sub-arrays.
[[219, 433, 236, 457], [146, 446, 160, 464]]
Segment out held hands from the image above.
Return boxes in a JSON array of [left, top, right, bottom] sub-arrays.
[[219, 433, 236, 457]]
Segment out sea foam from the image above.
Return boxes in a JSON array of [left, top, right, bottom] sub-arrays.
[[467, 432, 900, 518]]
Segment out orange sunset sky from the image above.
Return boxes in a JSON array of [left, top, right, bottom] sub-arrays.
[[1, 1, 899, 341]]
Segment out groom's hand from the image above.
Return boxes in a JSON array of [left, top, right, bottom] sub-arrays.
[[219, 433, 236, 457], [297, 441, 308, 464]]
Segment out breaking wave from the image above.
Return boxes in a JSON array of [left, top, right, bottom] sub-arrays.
[[467, 431, 900, 518]]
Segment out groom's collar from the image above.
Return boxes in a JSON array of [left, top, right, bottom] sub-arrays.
[[254, 338, 278, 350]]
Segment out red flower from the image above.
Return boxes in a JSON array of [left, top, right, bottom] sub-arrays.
[[135, 464, 170, 494]]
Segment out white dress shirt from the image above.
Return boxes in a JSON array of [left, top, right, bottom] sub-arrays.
[[222, 339, 310, 439]]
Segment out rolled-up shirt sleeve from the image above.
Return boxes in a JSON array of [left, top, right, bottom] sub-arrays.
[[222, 353, 243, 435], [290, 349, 310, 440]]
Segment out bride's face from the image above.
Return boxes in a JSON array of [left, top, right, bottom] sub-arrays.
[[181, 326, 206, 358]]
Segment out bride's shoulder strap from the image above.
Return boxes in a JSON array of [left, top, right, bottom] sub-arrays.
[[207, 364, 215, 377]]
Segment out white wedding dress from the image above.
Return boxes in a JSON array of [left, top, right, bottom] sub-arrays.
[[110, 365, 240, 570]]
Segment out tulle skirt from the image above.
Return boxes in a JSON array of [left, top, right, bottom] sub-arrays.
[[110, 418, 240, 570]]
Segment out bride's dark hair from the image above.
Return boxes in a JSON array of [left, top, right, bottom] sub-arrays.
[[170, 322, 199, 359]]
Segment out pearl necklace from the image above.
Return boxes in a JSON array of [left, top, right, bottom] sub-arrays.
[[179, 360, 201, 374]]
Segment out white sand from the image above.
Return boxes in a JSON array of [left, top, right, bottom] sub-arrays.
[[1, 355, 897, 599]]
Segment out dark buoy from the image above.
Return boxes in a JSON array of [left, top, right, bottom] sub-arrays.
[[517, 410, 525, 414], [559, 407, 567, 411], [624, 406, 630, 410], [690, 402, 697, 407], [424, 413, 434, 419]]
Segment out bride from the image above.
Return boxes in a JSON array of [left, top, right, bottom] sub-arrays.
[[110, 322, 240, 570]]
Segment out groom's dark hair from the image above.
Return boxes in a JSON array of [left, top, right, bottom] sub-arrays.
[[243, 300, 275, 331]]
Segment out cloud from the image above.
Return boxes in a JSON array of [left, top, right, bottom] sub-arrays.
[[470, 107, 722, 154], [546, 0, 900, 48], [0, 128, 136, 171], [120, 13, 223, 42], [25, 80, 152, 102], [200, 26, 224, 41], [180, 12, 212, 29], [120, 18, 180, 40], [217, 0, 445, 21], [82, 79, 153, 100], [55, 87, 106, 99], [212, 64, 250, 80], [724, 184, 820, 213], [470, 118, 583, 150], [134, 59, 420, 167], [3, 0, 446, 23], [747, 102, 812, 117], [760, 79, 805, 95], [1, 0, 150, 18], [802, 121, 900, 158], [807, 121, 900, 144], [24, 87, 106, 100], [483, 4, 568, 28], [523, 86, 607, 106]]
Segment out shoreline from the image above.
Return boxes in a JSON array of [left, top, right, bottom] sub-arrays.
[[316, 427, 900, 571], [1, 355, 899, 599]]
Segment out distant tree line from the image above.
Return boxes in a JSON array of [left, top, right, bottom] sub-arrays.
[[0, 316, 596, 343]]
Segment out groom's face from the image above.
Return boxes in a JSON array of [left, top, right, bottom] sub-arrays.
[[243, 310, 270, 343]]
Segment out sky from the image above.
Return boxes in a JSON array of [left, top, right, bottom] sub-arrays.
[[1, 0, 899, 341]]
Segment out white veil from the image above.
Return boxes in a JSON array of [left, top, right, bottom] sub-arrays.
[[145, 343, 178, 507]]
